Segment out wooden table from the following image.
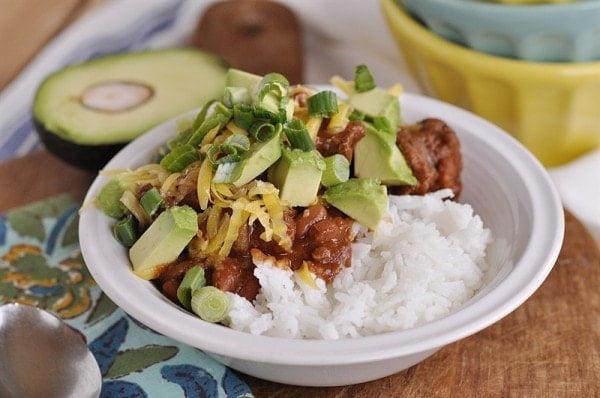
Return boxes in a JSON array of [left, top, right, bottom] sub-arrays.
[[2, 1, 599, 396]]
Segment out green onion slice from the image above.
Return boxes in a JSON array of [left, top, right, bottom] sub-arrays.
[[354, 64, 376, 93], [206, 145, 241, 166], [177, 266, 207, 310], [307, 91, 338, 117], [284, 119, 315, 151], [249, 120, 280, 142], [191, 100, 217, 132], [188, 101, 232, 147], [253, 106, 285, 124], [159, 144, 200, 172], [223, 134, 250, 153], [258, 72, 289, 101], [233, 103, 254, 130], [140, 187, 163, 216], [191, 286, 230, 323], [113, 214, 138, 248], [167, 127, 193, 150], [321, 154, 350, 187]]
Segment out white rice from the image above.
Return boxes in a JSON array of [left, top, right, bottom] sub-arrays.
[[225, 189, 493, 339]]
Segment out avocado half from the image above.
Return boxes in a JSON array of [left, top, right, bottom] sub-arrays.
[[33, 48, 228, 170]]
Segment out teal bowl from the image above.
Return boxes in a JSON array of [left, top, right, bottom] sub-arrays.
[[399, 0, 600, 62]]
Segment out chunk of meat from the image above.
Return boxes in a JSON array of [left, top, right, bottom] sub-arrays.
[[211, 257, 260, 301], [295, 203, 327, 237], [304, 215, 354, 282], [392, 118, 463, 198], [249, 204, 355, 284], [288, 205, 355, 282], [162, 161, 201, 210], [316, 120, 366, 161]]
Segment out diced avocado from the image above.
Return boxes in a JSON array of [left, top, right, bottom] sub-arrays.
[[129, 205, 198, 280], [213, 130, 282, 187], [348, 87, 400, 135], [269, 148, 325, 207], [322, 178, 388, 230], [224, 86, 251, 107], [354, 123, 417, 186], [33, 49, 228, 170], [225, 68, 262, 96]]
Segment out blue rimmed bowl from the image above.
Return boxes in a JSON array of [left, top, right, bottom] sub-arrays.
[[399, 0, 600, 62]]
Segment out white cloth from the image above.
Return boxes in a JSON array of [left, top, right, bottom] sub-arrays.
[[0, 0, 597, 243]]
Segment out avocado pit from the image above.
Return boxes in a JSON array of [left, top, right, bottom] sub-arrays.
[[81, 80, 154, 113]]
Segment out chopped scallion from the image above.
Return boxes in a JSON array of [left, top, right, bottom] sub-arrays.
[[258, 72, 289, 101], [159, 144, 200, 172], [354, 64, 376, 93], [307, 91, 338, 118], [191, 100, 217, 132], [188, 101, 232, 147], [249, 120, 279, 142], [321, 154, 350, 187], [177, 266, 207, 310], [167, 127, 193, 150], [113, 214, 138, 247], [284, 119, 315, 151], [140, 187, 163, 216], [190, 286, 230, 323], [233, 103, 254, 129], [223, 134, 250, 153], [253, 106, 285, 124], [207, 143, 242, 166], [215, 153, 240, 164]]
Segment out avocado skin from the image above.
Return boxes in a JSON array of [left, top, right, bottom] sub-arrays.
[[34, 118, 124, 170], [32, 48, 229, 171]]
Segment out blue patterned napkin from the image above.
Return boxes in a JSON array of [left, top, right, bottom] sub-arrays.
[[0, 195, 253, 397]]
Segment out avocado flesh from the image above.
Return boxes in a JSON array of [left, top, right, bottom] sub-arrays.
[[33, 49, 228, 170], [323, 178, 388, 230], [349, 87, 400, 134], [129, 205, 198, 280], [225, 68, 262, 95], [213, 131, 282, 187], [269, 148, 325, 207], [354, 123, 417, 186]]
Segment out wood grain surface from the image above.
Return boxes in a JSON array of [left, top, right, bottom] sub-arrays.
[[0, 150, 598, 397], [0, 0, 85, 90]]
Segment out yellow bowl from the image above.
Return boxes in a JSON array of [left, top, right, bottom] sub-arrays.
[[381, 0, 600, 166], [482, 0, 576, 3]]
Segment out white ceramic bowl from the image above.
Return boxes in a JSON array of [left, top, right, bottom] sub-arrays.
[[79, 90, 564, 387]]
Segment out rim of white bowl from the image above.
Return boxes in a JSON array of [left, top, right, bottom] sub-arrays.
[[79, 90, 564, 366]]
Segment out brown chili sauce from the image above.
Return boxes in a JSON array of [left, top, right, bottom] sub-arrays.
[[154, 118, 462, 304]]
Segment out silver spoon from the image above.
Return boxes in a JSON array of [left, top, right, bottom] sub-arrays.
[[0, 302, 102, 398]]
